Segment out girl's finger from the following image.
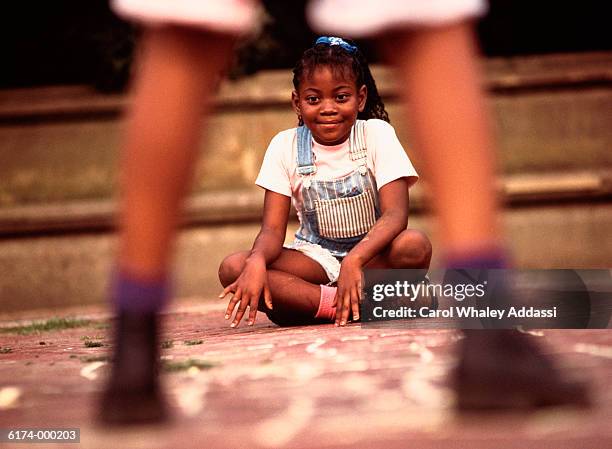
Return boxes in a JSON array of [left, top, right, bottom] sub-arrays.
[[247, 297, 258, 326], [263, 285, 273, 310], [219, 282, 236, 299], [231, 294, 250, 328], [225, 288, 242, 320], [334, 289, 343, 325], [340, 293, 351, 326], [351, 288, 360, 321]]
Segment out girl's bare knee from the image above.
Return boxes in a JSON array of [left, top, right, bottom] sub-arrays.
[[390, 230, 432, 268], [218, 251, 249, 286]]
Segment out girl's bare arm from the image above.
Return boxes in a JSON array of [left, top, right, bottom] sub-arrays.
[[335, 178, 409, 324], [248, 190, 292, 265], [345, 178, 409, 266], [222, 190, 291, 326]]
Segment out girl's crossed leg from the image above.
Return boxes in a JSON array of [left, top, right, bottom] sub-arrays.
[[218, 229, 431, 326], [219, 248, 328, 326]]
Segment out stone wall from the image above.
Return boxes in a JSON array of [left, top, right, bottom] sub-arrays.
[[1, 52, 611, 310]]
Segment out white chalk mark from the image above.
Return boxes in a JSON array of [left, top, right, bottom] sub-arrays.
[[305, 338, 326, 353], [254, 396, 314, 447], [247, 344, 275, 351], [314, 348, 338, 358], [293, 363, 322, 381], [80, 361, 106, 381], [401, 369, 452, 409], [517, 326, 545, 337], [408, 342, 435, 363], [0, 386, 22, 409], [379, 332, 406, 338], [573, 343, 612, 359], [175, 383, 207, 417], [187, 366, 201, 377], [340, 335, 369, 342]]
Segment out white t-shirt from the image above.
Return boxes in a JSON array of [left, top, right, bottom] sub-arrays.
[[256, 119, 418, 214]]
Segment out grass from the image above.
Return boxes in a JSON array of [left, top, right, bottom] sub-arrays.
[[73, 355, 216, 370], [0, 317, 92, 335], [183, 339, 203, 346], [81, 335, 104, 348], [79, 355, 110, 363], [163, 359, 216, 373]]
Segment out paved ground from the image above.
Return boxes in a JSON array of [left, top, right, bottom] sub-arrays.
[[0, 299, 611, 449]]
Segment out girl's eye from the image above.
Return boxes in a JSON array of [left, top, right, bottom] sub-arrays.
[[306, 96, 319, 104], [336, 94, 349, 101]]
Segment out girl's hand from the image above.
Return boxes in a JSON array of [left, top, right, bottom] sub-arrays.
[[219, 255, 273, 328], [334, 255, 363, 326]]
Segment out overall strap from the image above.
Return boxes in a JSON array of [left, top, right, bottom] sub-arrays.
[[349, 120, 367, 161], [296, 125, 316, 176]]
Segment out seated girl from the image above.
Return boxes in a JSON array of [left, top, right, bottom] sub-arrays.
[[218, 36, 432, 327]]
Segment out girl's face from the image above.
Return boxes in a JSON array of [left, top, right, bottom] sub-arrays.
[[292, 66, 367, 146]]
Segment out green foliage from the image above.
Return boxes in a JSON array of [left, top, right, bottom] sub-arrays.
[[80, 355, 110, 363], [0, 317, 92, 335], [163, 359, 215, 373]]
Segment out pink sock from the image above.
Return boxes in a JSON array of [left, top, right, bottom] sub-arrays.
[[315, 285, 337, 321]]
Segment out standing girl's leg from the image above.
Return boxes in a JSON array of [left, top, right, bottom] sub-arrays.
[[101, 27, 235, 424], [118, 28, 235, 285], [381, 23, 588, 409], [382, 24, 500, 259]]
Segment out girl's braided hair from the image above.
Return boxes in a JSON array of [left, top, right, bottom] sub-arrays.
[[292, 38, 389, 126]]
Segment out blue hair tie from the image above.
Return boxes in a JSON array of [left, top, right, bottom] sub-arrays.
[[315, 36, 357, 54]]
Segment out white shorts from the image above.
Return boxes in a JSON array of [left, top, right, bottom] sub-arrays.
[[284, 240, 341, 284], [111, 0, 260, 34], [112, 0, 486, 36], [308, 0, 487, 37]]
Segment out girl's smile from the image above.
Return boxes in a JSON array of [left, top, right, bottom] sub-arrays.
[[293, 66, 367, 146]]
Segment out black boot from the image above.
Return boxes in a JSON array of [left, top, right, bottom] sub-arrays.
[[454, 330, 590, 410], [98, 312, 168, 425]]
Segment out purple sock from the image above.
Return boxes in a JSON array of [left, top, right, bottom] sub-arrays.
[[445, 248, 509, 269], [111, 269, 170, 313]]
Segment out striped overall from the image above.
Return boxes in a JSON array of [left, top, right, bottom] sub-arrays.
[[295, 120, 381, 258]]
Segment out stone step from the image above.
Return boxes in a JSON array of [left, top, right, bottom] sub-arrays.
[[1, 52, 611, 207], [1, 169, 611, 312], [1, 52, 611, 118], [1, 201, 611, 312], [0, 170, 610, 236]]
